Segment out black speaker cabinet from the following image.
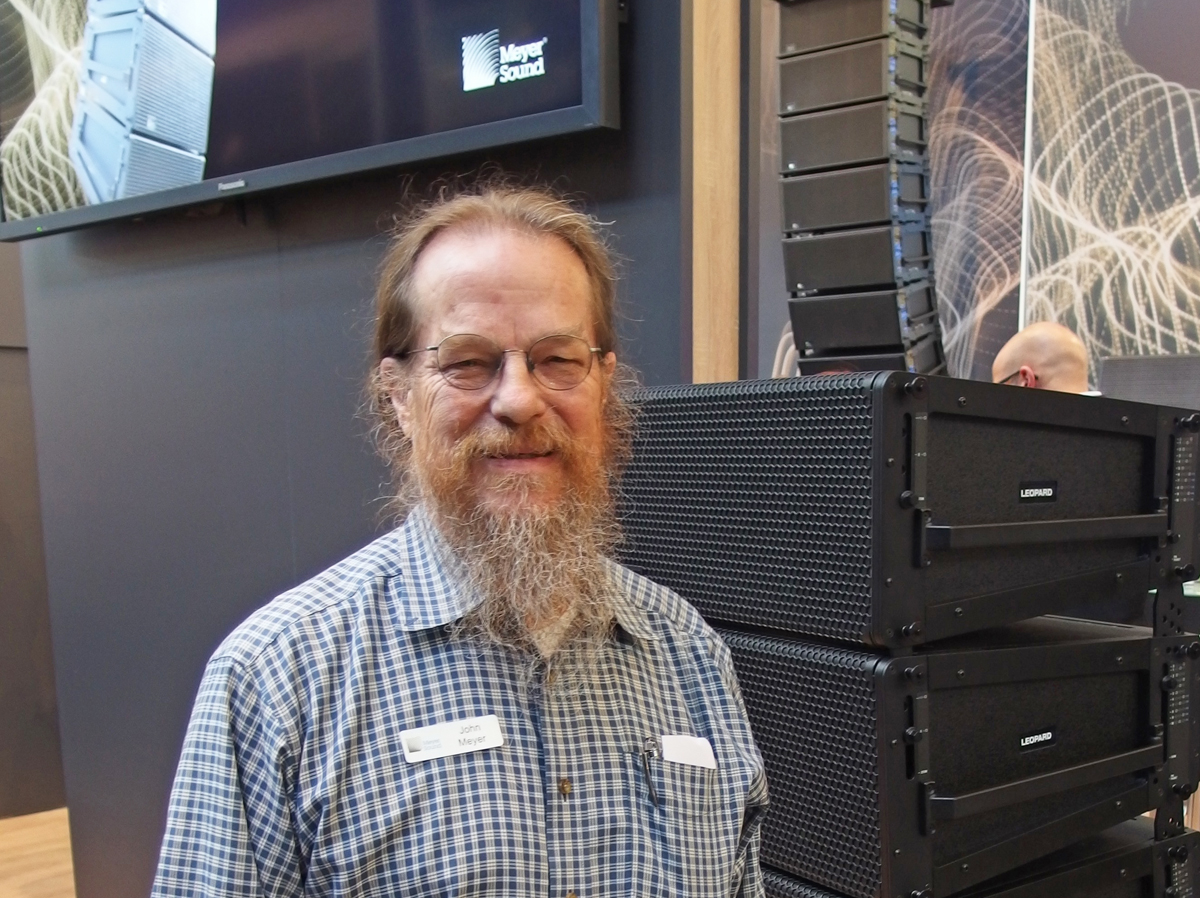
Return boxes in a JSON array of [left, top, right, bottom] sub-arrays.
[[720, 617, 1200, 898], [780, 0, 928, 56], [781, 98, 925, 175], [790, 284, 936, 356], [781, 162, 928, 235], [797, 333, 944, 375], [783, 222, 930, 294], [618, 374, 1200, 647], [780, 35, 926, 117], [763, 818, 1198, 898]]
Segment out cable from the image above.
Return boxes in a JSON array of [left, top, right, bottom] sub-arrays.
[[772, 320, 797, 378]]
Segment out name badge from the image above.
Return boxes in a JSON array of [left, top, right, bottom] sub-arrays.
[[401, 714, 504, 763], [661, 734, 717, 769]]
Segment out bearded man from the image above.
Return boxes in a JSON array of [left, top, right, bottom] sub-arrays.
[[151, 185, 768, 898]]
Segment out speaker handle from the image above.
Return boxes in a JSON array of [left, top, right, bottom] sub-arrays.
[[930, 781, 1153, 895], [926, 744, 1162, 821], [925, 512, 1168, 551]]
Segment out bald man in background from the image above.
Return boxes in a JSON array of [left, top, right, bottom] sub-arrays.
[[991, 321, 1091, 393]]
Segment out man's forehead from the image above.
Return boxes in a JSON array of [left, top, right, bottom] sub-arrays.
[[422, 223, 575, 265], [409, 225, 595, 331]]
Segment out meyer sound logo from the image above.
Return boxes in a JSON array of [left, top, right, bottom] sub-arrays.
[[1019, 727, 1057, 751], [1019, 480, 1058, 503], [461, 29, 548, 91]]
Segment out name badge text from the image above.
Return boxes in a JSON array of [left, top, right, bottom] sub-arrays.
[[401, 714, 504, 763]]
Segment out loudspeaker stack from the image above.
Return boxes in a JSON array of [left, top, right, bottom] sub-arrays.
[[618, 373, 1200, 898], [776, 0, 946, 375]]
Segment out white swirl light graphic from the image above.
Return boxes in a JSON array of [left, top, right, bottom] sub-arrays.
[[461, 29, 500, 92], [927, 0, 1030, 379], [1024, 0, 1200, 367], [0, 0, 88, 219]]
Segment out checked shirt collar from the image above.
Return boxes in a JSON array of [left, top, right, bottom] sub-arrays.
[[383, 503, 660, 645]]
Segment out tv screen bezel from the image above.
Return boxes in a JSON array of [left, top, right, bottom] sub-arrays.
[[0, 0, 620, 242]]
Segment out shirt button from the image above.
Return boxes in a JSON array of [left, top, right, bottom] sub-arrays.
[[567, 892, 578, 898], [547, 670, 558, 686], [558, 777, 573, 796]]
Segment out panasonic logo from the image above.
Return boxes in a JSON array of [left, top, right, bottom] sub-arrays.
[[1019, 727, 1056, 751], [461, 30, 548, 91]]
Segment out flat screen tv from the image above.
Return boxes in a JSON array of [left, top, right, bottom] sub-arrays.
[[0, 0, 619, 240]]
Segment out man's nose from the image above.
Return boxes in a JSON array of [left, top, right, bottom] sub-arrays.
[[488, 352, 547, 425]]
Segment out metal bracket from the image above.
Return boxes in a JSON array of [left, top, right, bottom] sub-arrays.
[[903, 381, 931, 568], [1155, 582, 1194, 638], [1156, 795, 1186, 840], [910, 691, 930, 778]]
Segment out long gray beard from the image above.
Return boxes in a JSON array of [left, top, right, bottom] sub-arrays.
[[429, 490, 621, 684]]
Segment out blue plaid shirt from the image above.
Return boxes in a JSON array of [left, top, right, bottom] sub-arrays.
[[151, 508, 768, 897]]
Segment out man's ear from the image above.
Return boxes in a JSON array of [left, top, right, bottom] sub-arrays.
[[1019, 365, 1038, 388], [379, 357, 413, 437], [599, 351, 617, 378], [599, 351, 616, 402]]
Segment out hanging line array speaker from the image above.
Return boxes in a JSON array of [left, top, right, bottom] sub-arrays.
[[776, 0, 946, 372]]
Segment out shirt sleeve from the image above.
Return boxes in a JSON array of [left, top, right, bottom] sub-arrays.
[[711, 632, 770, 898], [151, 654, 303, 898], [735, 777, 769, 898]]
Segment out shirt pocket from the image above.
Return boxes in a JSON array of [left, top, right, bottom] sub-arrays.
[[627, 744, 734, 897], [638, 749, 720, 819]]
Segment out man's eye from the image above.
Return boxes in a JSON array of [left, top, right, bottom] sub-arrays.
[[445, 357, 491, 370]]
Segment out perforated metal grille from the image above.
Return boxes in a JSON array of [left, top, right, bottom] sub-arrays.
[[123, 136, 204, 198], [763, 866, 840, 898], [618, 375, 877, 641], [134, 16, 213, 153], [720, 628, 884, 898]]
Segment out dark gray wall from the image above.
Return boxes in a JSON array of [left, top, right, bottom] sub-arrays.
[[19, 6, 685, 898], [0, 242, 66, 819]]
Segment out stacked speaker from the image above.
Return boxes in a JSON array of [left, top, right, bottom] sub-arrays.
[[618, 373, 1200, 898], [776, 0, 946, 375]]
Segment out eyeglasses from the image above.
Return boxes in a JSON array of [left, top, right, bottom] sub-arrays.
[[400, 333, 603, 391], [997, 369, 1038, 386]]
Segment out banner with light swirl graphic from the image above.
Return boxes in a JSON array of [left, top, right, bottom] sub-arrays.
[[929, 0, 1200, 382], [1024, 0, 1200, 375]]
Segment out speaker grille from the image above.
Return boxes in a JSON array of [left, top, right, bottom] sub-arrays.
[[719, 628, 883, 898], [133, 15, 214, 154], [122, 135, 205, 198], [763, 867, 836, 898], [619, 375, 877, 641], [779, 0, 928, 56]]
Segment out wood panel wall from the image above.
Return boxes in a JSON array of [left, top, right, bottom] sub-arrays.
[[689, 0, 742, 383]]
